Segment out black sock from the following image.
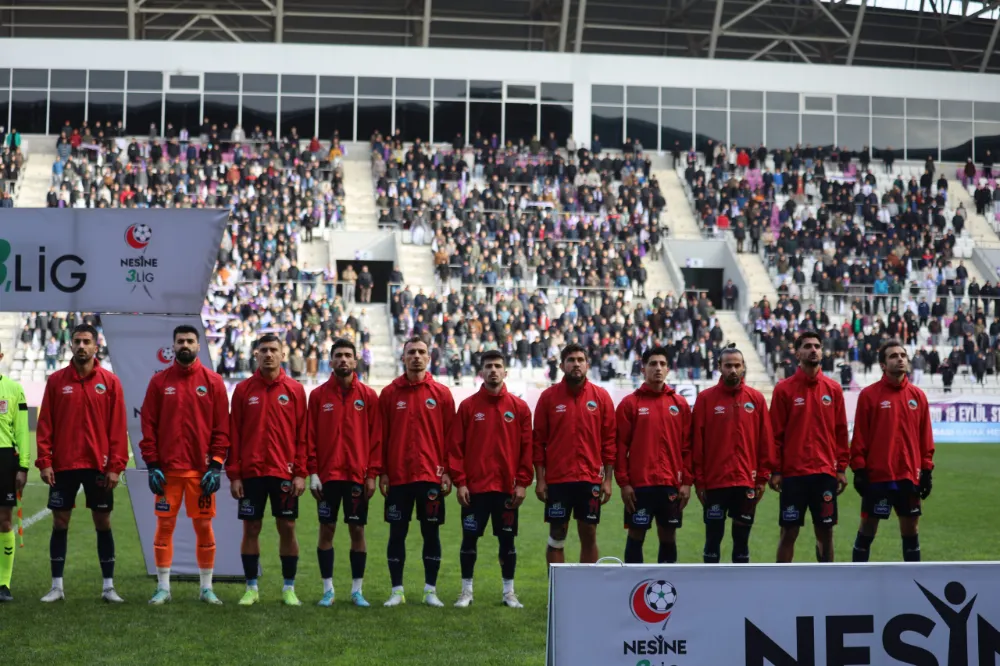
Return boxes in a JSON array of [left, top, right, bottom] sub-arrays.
[[387, 522, 408, 587], [241, 553, 260, 582], [459, 533, 478, 580], [658, 541, 678, 564], [816, 543, 824, 562], [96, 529, 115, 579], [703, 521, 724, 564], [498, 535, 516, 580], [853, 532, 874, 563], [731, 523, 751, 564], [902, 535, 921, 562], [280, 555, 298, 583], [50, 528, 68, 578], [318, 547, 333, 580], [349, 550, 366, 580], [624, 536, 644, 564], [421, 521, 442, 587]]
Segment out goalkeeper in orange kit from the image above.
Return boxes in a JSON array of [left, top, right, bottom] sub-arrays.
[[139, 326, 230, 604]]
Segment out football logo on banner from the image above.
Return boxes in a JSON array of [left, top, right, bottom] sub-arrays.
[[629, 579, 677, 630], [156, 346, 174, 365]]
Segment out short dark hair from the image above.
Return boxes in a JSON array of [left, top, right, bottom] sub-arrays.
[[403, 336, 427, 352], [480, 349, 505, 369], [878, 338, 905, 365], [173, 325, 199, 342], [560, 343, 587, 363], [794, 331, 822, 350], [255, 333, 282, 349], [641, 346, 670, 365], [330, 338, 356, 357], [72, 324, 99, 342]]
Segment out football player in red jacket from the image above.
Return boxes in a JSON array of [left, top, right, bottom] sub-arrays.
[[850, 340, 934, 563]]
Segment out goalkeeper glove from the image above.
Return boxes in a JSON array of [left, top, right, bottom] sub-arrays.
[[852, 468, 868, 497], [201, 460, 223, 496], [148, 465, 166, 495], [918, 469, 932, 500]]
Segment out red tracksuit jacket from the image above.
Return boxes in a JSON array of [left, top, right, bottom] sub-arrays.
[[615, 383, 692, 489], [228, 369, 308, 481], [447, 384, 533, 494], [35, 361, 129, 474], [769, 369, 849, 478], [850, 375, 934, 484], [533, 378, 616, 485], [691, 379, 774, 490], [307, 375, 382, 484], [379, 373, 455, 486], [138, 359, 230, 472]]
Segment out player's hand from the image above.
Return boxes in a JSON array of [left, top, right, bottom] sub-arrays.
[[230, 479, 244, 500], [754, 483, 766, 503], [769, 474, 783, 492], [14, 469, 27, 493], [696, 488, 706, 505], [201, 461, 223, 496], [379, 474, 389, 497], [678, 484, 691, 510], [105, 471, 120, 491], [456, 485, 471, 507], [852, 468, 868, 497], [600, 477, 613, 505], [836, 471, 848, 495], [440, 472, 453, 496], [512, 485, 527, 509], [365, 477, 376, 499], [292, 476, 306, 497], [620, 485, 637, 513], [919, 469, 933, 500], [309, 474, 323, 500], [148, 465, 165, 495], [40, 467, 55, 487], [535, 478, 548, 503]]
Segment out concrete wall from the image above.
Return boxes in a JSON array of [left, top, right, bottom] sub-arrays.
[[666, 239, 750, 312], [327, 231, 397, 262]]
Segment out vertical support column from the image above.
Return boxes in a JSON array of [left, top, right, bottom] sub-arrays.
[[558, 0, 571, 51], [573, 0, 587, 53], [422, 0, 432, 46], [275, 0, 284, 43]]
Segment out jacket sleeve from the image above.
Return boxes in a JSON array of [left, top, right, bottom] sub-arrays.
[[690, 397, 705, 487], [600, 390, 617, 468], [439, 387, 457, 470], [446, 401, 467, 487], [532, 391, 549, 467], [366, 389, 383, 479], [13, 384, 29, 470], [768, 384, 786, 474], [614, 398, 633, 487], [138, 374, 162, 466], [755, 394, 775, 482], [834, 386, 850, 472], [35, 379, 56, 470], [680, 399, 693, 485], [106, 378, 130, 474], [919, 393, 935, 471], [849, 391, 870, 471], [293, 386, 309, 478], [516, 400, 534, 488], [227, 383, 244, 480], [209, 374, 231, 464], [378, 385, 392, 477], [306, 388, 320, 476]]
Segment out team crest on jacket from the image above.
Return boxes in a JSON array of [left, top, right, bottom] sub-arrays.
[[821, 395, 832, 406], [196, 385, 208, 397], [323, 402, 334, 412], [425, 398, 437, 410], [503, 411, 515, 422], [278, 394, 289, 405], [907, 399, 918, 410], [354, 399, 365, 411], [668, 405, 680, 415], [743, 401, 755, 413], [586, 400, 598, 412], [94, 383, 107, 395]]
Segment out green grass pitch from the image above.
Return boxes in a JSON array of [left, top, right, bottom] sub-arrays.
[[3, 443, 998, 665]]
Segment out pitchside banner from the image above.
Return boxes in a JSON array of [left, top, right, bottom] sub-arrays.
[[100, 314, 214, 467], [0, 208, 227, 313], [928, 396, 1000, 444], [547, 562, 1000, 666]]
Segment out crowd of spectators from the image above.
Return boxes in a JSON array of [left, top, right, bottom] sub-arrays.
[[0, 127, 24, 207]]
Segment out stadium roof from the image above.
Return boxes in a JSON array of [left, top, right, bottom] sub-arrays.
[[1, 0, 999, 73]]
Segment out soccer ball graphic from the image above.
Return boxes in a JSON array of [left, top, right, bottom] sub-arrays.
[[645, 580, 677, 612], [132, 224, 153, 244]]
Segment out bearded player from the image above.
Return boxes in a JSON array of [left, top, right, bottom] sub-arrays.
[[140, 325, 230, 604]]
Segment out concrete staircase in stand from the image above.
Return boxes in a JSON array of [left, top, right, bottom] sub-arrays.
[[397, 242, 437, 292], [655, 169, 703, 239], [948, 177, 998, 242], [341, 159, 379, 232]]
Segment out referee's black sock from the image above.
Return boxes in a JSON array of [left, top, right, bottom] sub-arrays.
[[386, 522, 408, 587], [902, 535, 921, 562], [50, 528, 68, 579], [349, 550, 366, 580], [96, 529, 115, 580], [624, 536, 644, 564], [420, 521, 442, 587], [703, 521, 724, 564], [657, 541, 678, 564], [317, 548, 334, 580], [459, 533, 478, 580], [731, 523, 751, 564], [852, 532, 874, 563]]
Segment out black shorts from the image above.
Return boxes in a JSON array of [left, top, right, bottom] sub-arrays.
[[384, 482, 445, 525], [545, 481, 602, 525], [47, 469, 113, 513], [317, 480, 369, 525], [625, 486, 683, 531], [237, 476, 298, 521], [779, 474, 839, 527], [862, 480, 922, 521], [703, 486, 757, 525], [0, 449, 19, 507], [462, 492, 518, 537]]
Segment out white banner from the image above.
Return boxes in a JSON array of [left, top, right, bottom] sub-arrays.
[[101, 314, 214, 468], [548, 562, 1000, 665], [0, 209, 227, 313]]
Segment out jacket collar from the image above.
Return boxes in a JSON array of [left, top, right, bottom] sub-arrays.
[[173, 358, 202, 375], [477, 382, 508, 401], [879, 373, 909, 391], [637, 382, 675, 397], [717, 377, 743, 395], [255, 367, 287, 386], [392, 372, 433, 389]]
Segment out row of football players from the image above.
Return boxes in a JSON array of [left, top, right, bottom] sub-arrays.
[[8, 325, 933, 607]]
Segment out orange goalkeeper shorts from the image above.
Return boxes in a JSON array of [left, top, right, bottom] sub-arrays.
[[154, 472, 215, 519]]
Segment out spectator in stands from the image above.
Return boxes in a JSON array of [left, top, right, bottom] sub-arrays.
[[357, 265, 374, 303], [723, 280, 738, 310]]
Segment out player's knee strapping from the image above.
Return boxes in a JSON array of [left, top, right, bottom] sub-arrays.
[[902, 535, 921, 562], [852, 532, 874, 563], [498, 535, 516, 580], [624, 536, 644, 564], [192, 518, 215, 570], [153, 515, 178, 568], [459, 533, 478, 579], [731, 523, 751, 564], [420, 521, 442, 586], [703, 521, 724, 563], [546, 536, 566, 551]]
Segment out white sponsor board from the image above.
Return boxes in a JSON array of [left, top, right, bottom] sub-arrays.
[[0, 208, 226, 313], [547, 562, 1000, 666], [101, 314, 213, 468]]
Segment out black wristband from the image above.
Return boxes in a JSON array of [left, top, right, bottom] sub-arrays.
[[208, 459, 223, 472], [147, 462, 161, 471]]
